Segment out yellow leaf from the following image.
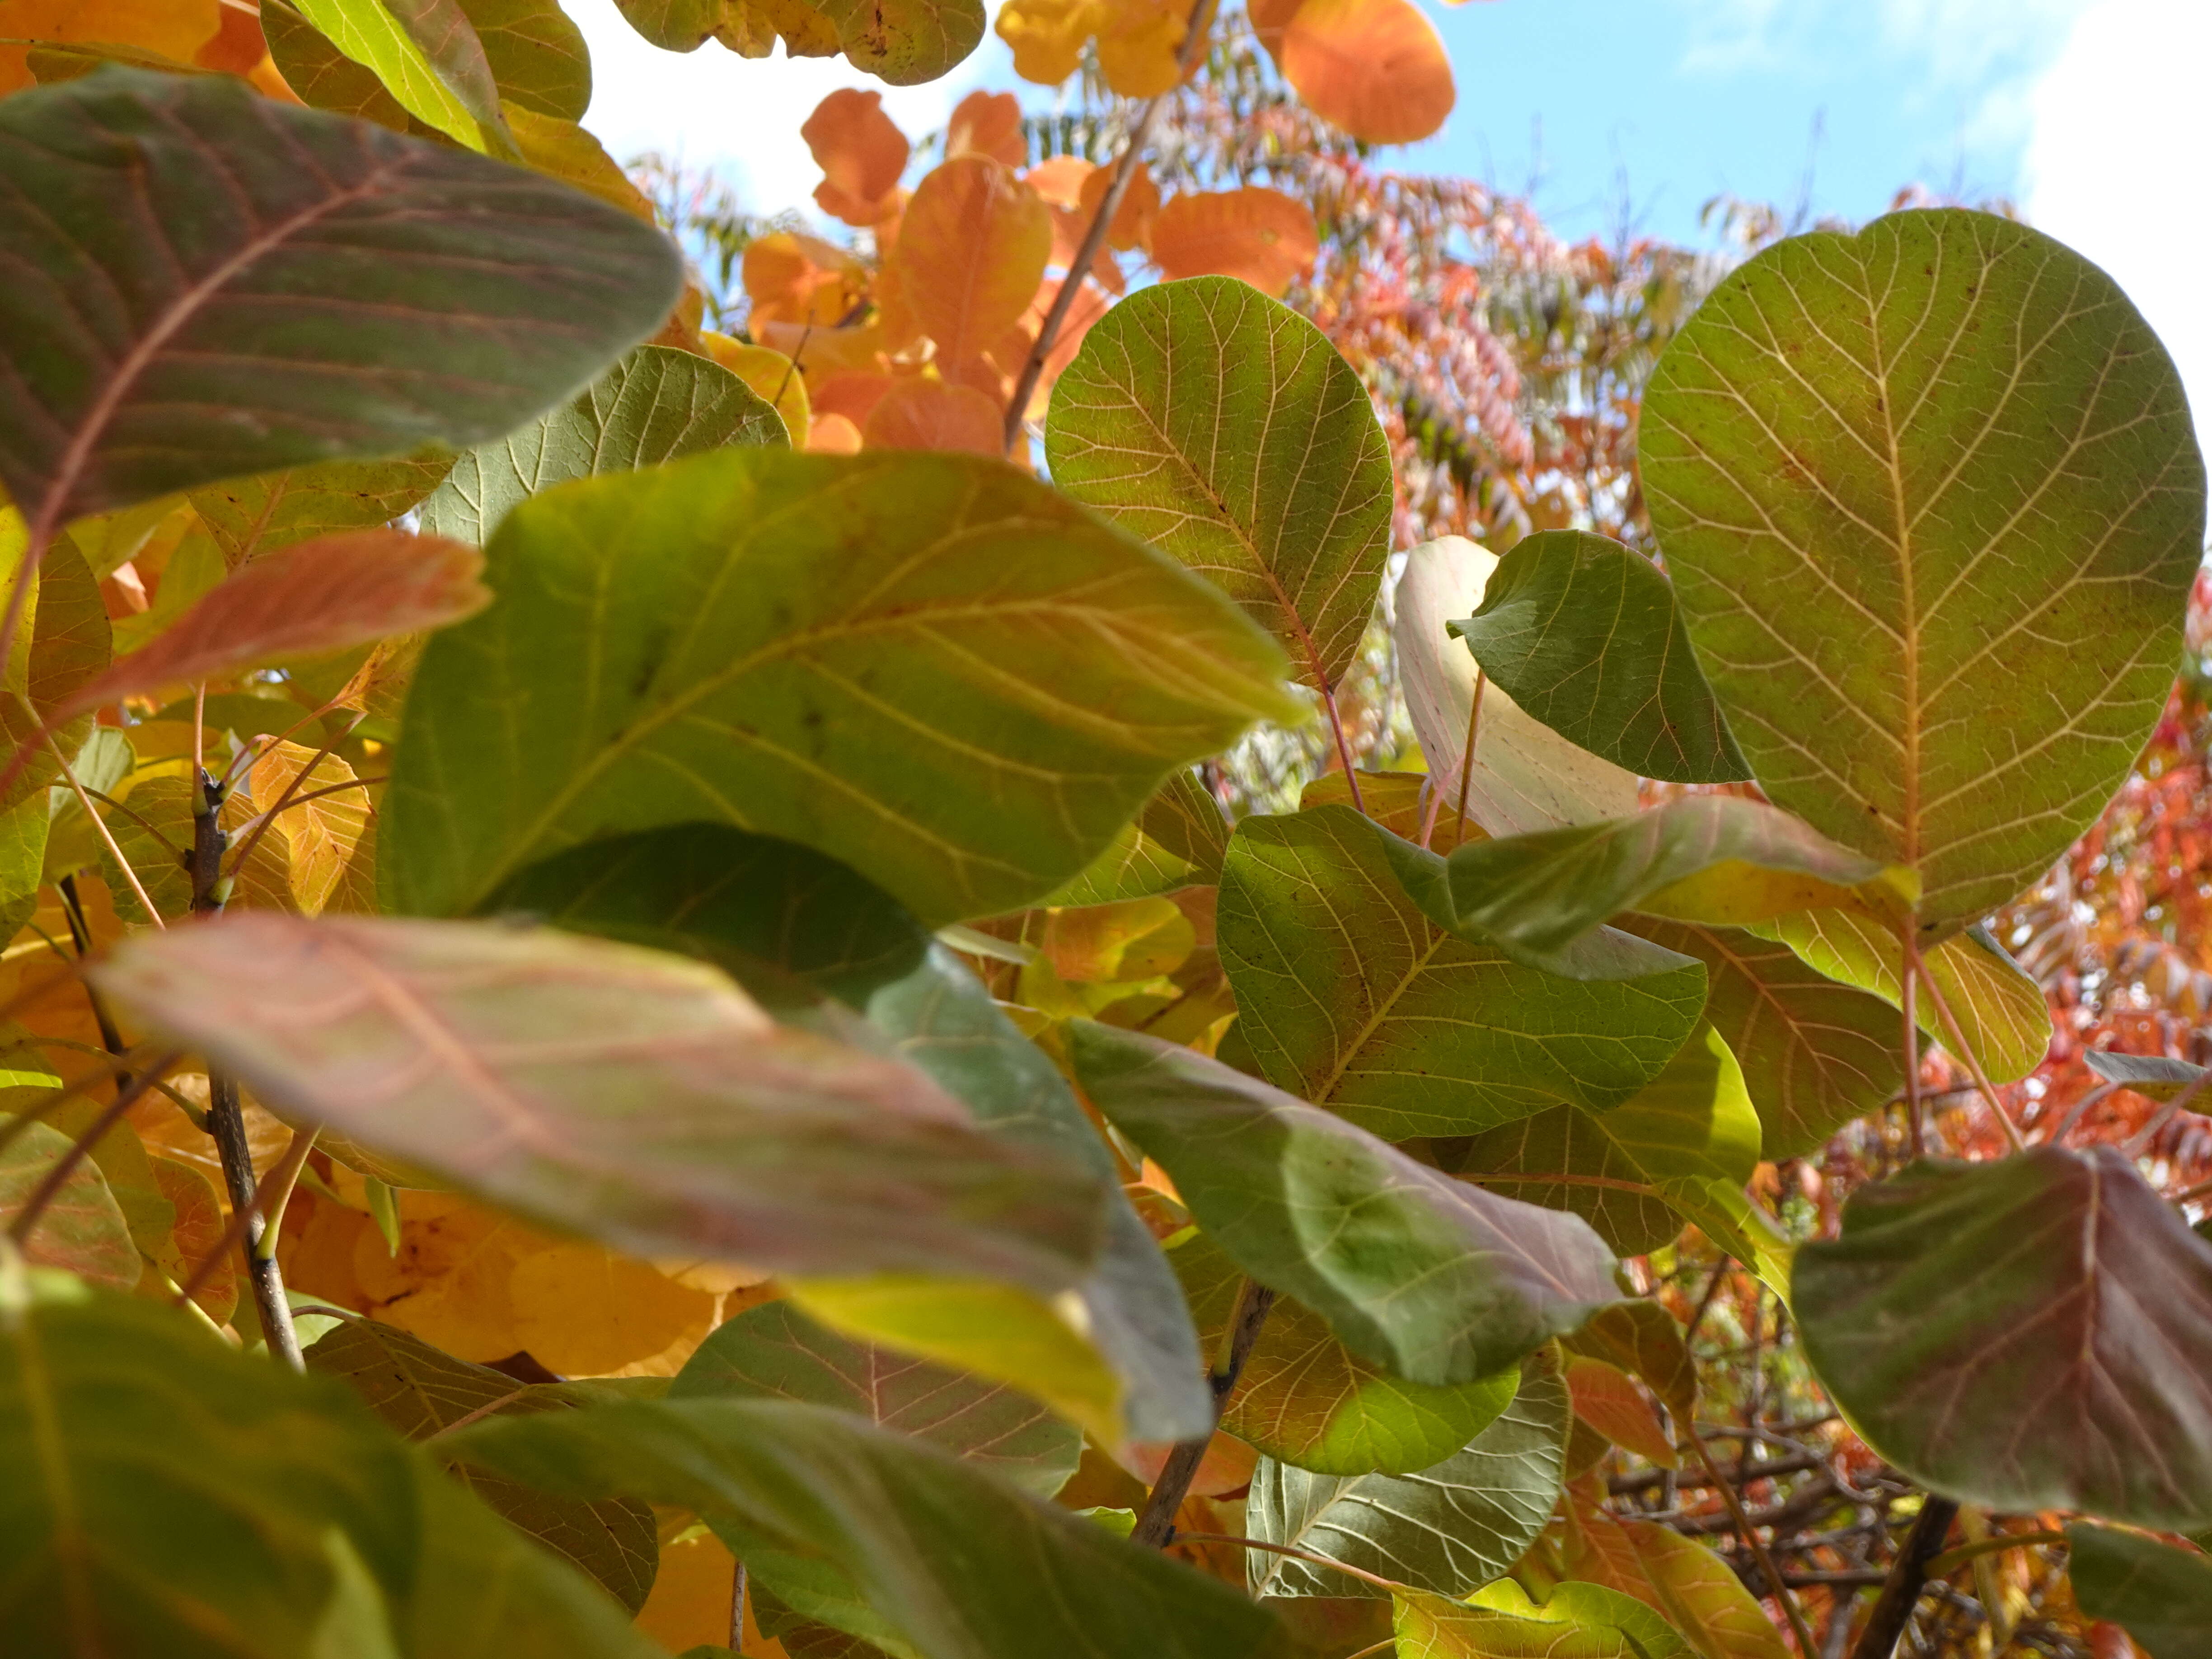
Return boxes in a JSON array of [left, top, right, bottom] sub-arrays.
[[506, 106, 657, 224], [995, 0, 1103, 86], [248, 740, 370, 917], [699, 335, 813, 450], [506, 1239, 717, 1378]]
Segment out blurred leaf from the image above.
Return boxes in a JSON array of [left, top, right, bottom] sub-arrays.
[[0, 1275, 658, 1656], [1174, 1229, 1518, 1476], [0, 0, 220, 90], [94, 913, 1113, 1296], [1148, 188, 1320, 298], [1562, 1498, 1791, 1659], [889, 156, 1050, 377], [673, 1298, 1080, 1496], [1218, 806, 1707, 1138], [449, 1397, 1293, 1658], [611, 0, 984, 83], [1395, 1579, 1692, 1659], [384, 449, 1295, 927], [1246, 1355, 1570, 1599], [1796, 1148, 2212, 1526], [0, 68, 680, 531], [2067, 1522, 2212, 1657], [1446, 530, 1747, 785], [1622, 919, 1902, 1161], [1397, 536, 1640, 838], [1559, 1301, 1694, 1421], [1048, 276, 1391, 692], [1072, 1022, 1624, 1388], [188, 454, 457, 568], [1564, 1355, 1676, 1467], [416, 345, 787, 545], [0, 1120, 138, 1289], [803, 88, 909, 226], [1754, 909, 2048, 1084], [290, 0, 516, 155], [61, 530, 488, 720], [305, 1317, 657, 1612], [1045, 768, 1230, 906], [1251, 0, 1453, 146], [2081, 1049, 2205, 1102], [150, 1154, 237, 1324], [1642, 208, 2204, 933]]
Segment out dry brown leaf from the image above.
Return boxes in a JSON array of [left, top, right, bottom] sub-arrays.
[[61, 529, 489, 720], [803, 88, 910, 227], [1150, 186, 1319, 296]]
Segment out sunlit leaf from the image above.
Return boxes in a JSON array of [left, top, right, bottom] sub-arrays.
[[1446, 530, 1748, 784], [1564, 1355, 1676, 1467], [305, 1317, 658, 1612], [1218, 806, 1707, 1138], [889, 156, 1050, 380], [449, 1397, 1293, 1659], [265, 0, 410, 125], [416, 345, 787, 545], [1562, 1497, 1791, 1659], [1149, 187, 1319, 297], [93, 913, 1115, 1297], [290, 0, 516, 154], [1394, 1579, 1693, 1659], [0, 1274, 660, 1657], [1044, 768, 1229, 906], [1072, 1022, 1625, 1387], [247, 740, 372, 917], [1752, 908, 2049, 1085], [487, 824, 1215, 1443], [946, 89, 1026, 166], [1246, 1355, 1570, 1598], [460, 0, 591, 121], [1175, 1229, 1518, 1476], [1622, 919, 1902, 1161], [384, 449, 1296, 927], [1397, 536, 1641, 837], [2067, 1522, 2212, 1657], [862, 377, 1004, 455], [188, 453, 457, 568], [1048, 276, 1390, 691], [804, 87, 909, 226], [1256, 0, 1453, 146], [0, 1120, 138, 1289], [0, 0, 219, 91], [0, 68, 682, 534], [1641, 209, 2205, 933], [1795, 1147, 2212, 1527], [59, 530, 487, 720]]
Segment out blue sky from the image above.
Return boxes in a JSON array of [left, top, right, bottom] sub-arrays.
[[567, 0, 2212, 421]]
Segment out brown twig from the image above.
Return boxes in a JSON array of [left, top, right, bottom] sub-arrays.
[[998, 0, 1218, 451], [173, 1125, 315, 1308], [1131, 1277, 1276, 1547], [1451, 665, 1487, 850], [1849, 1497, 1959, 1659]]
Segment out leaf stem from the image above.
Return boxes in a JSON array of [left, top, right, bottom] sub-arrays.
[[56, 873, 131, 1081], [998, 0, 1218, 452], [1848, 1496, 1958, 1659], [1921, 1529, 2067, 1578], [1169, 1532, 1410, 1595], [1909, 953, 2025, 1153], [1320, 681, 1368, 815], [1688, 1428, 1818, 1657], [46, 729, 164, 928], [1130, 1275, 1276, 1547], [1451, 666, 1486, 850]]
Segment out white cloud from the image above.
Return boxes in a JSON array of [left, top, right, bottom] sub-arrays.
[[566, 0, 1006, 220], [2021, 0, 2212, 440]]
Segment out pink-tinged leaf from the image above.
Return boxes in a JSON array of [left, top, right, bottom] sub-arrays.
[[92, 914, 1112, 1293], [1563, 1354, 1677, 1468], [0, 1118, 140, 1289], [1564, 1498, 1792, 1659], [60, 530, 488, 717]]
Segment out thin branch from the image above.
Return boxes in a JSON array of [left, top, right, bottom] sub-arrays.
[[46, 731, 164, 927], [56, 873, 130, 1077], [2045, 1081, 2118, 1147], [5, 1055, 182, 1246], [1921, 1530, 2067, 1578], [1911, 956, 2025, 1152], [1689, 1429, 1818, 1657], [81, 785, 186, 859], [173, 1126, 315, 1308], [998, 0, 1218, 451], [2123, 1068, 2212, 1159], [1131, 1277, 1276, 1547], [1451, 665, 1487, 850], [1849, 1497, 1959, 1659]]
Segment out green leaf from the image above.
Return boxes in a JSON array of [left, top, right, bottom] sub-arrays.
[[1640, 208, 2205, 933], [1436, 797, 1895, 969], [189, 452, 458, 567], [610, 0, 984, 83], [672, 1298, 1081, 1497], [0, 1271, 657, 1657], [1795, 1148, 2212, 1527], [1246, 1355, 1571, 1599], [384, 448, 1295, 927], [1071, 1022, 1625, 1388], [1396, 1580, 1694, 1659], [2081, 1048, 2205, 1102], [1218, 806, 1708, 1138], [291, 0, 518, 155], [416, 345, 788, 545], [1445, 530, 1748, 785], [1752, 909, 2048, 1085], [448, 1397, 1293, 1659], [483, 823, 1214, 1443], [0, 1120, 138, 1290], [92, 912, 1114, 1298], [265, 0, 411, 126], [1045, 276, 1393, 692], [304, 1317, 658, 1612], [459, 0, 592, 121], [2067, 1522, 2212, 1657], [1622, 919, 1903, 1161], [0, 68, 681, 534], [1397, 535, 1641, 838], [1043, 768, 1230, 907], [1173, 1229, 1519, 1476]]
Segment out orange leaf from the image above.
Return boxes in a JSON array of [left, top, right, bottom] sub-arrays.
[[802, 88, 910, 227], [1565, 1498, 1794, 1659], [0, 0, 220, 91], [193, 0, 269, 76], [947, 89, 1027, 167], [1026, 155, 1093, 209], [61, 530, 489, 719], [807, 412, 863, 454], [1079, 158, 1159, 252], [741, 230, 867, 328], [1564, 1354, 1678, 1468], [1150, 186, 1318, 296], [152, 1154, 239, 1326], [700, 333, 812, 449], [1259, 0, 1454, 145], [811, 371, 897, 429], [751, 318, 888, 380], [891, 156, 1052, 368], [862, 378, 1004, 456]]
